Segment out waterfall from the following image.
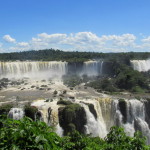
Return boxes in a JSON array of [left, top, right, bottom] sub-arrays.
[[130, 59, 150, 72], [8, 108, 24, 120], [100, 61, 103, 74], [80, 98, 150, 144], [98, 98, 114, 131], [82, 60, 103, 76], [31, 99, 64, 136], [0, 61, 68, 79], [79, 100, 107, 138], [56, 123, 64, 137], [6, 97, 150, 144], [0, 60, 105, 79], [81, 103, 101, 137], [113, 99, 150, 144]]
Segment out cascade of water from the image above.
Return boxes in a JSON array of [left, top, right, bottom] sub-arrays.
[[0, 60, 106, 78], [35, 111, 44, 122], [98, 98, 114, 131], [56, 123, 64, 137], [0, 61, 68, 79], [81, 60, 104, 76], [82, 61, 100, 76], [100, 61, 103, 75], [31, 98, 150, 144], [79, 101, 107, 138], [81, 103, 101, 137], [8, 108, 24, 120], [129, 100, 150, 144], [130, 59, 150, 72], [31, 100, 64, 135], [93, 100, 108, 138], [113, 100, 136, 136], [113, 99, 150, 144]]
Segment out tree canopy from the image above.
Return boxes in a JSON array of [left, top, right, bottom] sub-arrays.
[[0, 49, 150, 62]]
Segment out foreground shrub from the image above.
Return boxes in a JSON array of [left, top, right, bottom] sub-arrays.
[[0, 118, 149, 150], [62, 127, 149, 150], [0, 117, 61, 150], [105, 126, 148, 150], [0, 104, 13, 119]]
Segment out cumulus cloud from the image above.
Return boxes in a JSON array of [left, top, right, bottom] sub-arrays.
[[1, 32, 150, 52], [141, 36, 150, 42], [17, 42, 29, 47], [37, 33, 67, 43], [3, 35, 16, 43], [100, 34, 136, 47], [62, 32, 102, 46]]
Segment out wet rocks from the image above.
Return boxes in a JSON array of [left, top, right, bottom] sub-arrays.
[[118, 99, 127, 123], [58, 104, 87, 135]]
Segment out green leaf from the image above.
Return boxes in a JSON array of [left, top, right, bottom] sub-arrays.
[[35, 135, 47, 143]]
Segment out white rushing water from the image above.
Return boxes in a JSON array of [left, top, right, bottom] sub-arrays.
[[82, 60, 103, 76], [100, 61, 103, 74], [31, 99, 64, 136], [80, 103, 106, 137], [130, 59, 150, 72], [0, 60, 104, 79], [113, 99, 150, 144], [56, 123, 64, 137], [77, 98, 150, 144], [0, 61, 68, 79], [8, 108, 24, 120]]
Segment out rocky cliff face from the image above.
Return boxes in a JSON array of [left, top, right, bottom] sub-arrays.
[[58, 104, 87, 135], [144, 100, 150, 128]]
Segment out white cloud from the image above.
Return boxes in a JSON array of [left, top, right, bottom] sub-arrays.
[[60, 32, 136, 51], [141, 36, 150, 42], [32, 38, 42, 42], [3, 35, 16, 43], [100, 34, 136, 47], [2, 32, 150, 52], [37, 33, 67, 43], [62, 32, 102, 45], [17, 42, 29, 47]]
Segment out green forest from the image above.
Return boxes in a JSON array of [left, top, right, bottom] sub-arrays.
[[0, 49, 150, 62]]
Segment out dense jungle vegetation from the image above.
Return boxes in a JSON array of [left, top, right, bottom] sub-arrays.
[[87, 63, 150, 93], [0, 117, 149, 150], [62, 62, 150, 94], [0, 49, 150, 62]]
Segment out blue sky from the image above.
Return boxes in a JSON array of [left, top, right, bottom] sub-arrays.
[[1, 0, 150, 53]]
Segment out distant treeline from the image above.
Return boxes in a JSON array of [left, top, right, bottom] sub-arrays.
[[0, 49, 150, 62]]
